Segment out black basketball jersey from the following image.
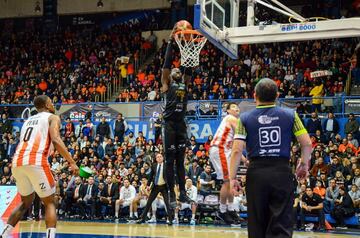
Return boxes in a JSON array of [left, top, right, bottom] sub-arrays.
[[163, 81, 187, 121]]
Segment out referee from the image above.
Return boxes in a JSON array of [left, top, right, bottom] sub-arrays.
[[229, 78, 312, 238]]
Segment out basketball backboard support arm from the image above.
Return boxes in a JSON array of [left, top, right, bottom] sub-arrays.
[[194, 0, 360, 59]]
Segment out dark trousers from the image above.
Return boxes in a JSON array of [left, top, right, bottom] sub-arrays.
[[139, 184, 173, 220], [163, 120, 187, 193], [300, 208, 325, 227], [246, 159, 294, 238], [331, 206, 354, 226]]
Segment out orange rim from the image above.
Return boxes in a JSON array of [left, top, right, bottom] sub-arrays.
[[174, 29, 206, 42]]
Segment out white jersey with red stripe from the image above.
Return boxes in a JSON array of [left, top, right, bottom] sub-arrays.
[[210, 114, 236, 150], [12, 112, 53, 168]]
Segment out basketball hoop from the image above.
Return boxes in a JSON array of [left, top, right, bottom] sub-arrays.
[[173, 30, 207, 68]]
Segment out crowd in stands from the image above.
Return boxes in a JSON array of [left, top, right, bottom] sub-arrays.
[[117, 36, 358, 111], [0, 22, 151, 105]]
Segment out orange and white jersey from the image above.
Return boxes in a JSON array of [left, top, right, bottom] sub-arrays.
[[210, 114, 236, 150], [12, 112, 53, 168]]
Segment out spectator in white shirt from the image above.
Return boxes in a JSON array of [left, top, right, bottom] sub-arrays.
[[119, 163, 128, 178], [173, 178, 198, 225], [114, 179, 136, 220], [348, 184, 360, 209]]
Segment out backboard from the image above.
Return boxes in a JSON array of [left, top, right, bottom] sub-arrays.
[[194, 0, 360, 60], [194, 0, 239, 59]]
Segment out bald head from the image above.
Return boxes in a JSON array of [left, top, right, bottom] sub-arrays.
[[255, 78, 278, 103]]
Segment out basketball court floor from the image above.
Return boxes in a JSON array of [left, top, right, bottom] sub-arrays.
[[1, 219, 359, 238]]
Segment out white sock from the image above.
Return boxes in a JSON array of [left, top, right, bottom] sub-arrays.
[[219, 203, 227, 213], [130, 211, 133, 217], [191, 214, 195, 219], [134, 212, 138, 217], [1, 224, 14, 238], [174, 212, 179, 219], [147, 212, 151, 218], [46, 228, 56, 238], [227, 203, 236, 211]]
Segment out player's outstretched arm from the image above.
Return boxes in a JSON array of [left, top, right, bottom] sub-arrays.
[[161, 38, 174, 93], [49, 115, 79, 176]]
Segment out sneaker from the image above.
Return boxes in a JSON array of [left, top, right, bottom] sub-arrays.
[[336, 226, 348, 230], [305, 223, 314, 232], [172, 218, 179, 224], [146, 217, 157, 223], [190, 218, 196, 225], [114, 217, 119, 223], [217, 211, 235, 225], [179, 191, 192, 203], [135, 218, 145, 224], [227, 210, 243, 223]]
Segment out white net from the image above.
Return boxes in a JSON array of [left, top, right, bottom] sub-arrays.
[[174, 30, 207, 67]]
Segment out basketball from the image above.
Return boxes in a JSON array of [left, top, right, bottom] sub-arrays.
[[175, 20, 192, 32]]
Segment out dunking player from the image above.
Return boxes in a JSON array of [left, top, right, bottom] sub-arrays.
[[209, 102, 243, 225], [230, 78, 312, 238], [0, 95, 79, 238], [161, 25, 193, 207]]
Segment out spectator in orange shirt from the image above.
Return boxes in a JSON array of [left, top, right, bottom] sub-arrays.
[[67, 95, 76, 104], [273, 77, 281, 87], [129, 88, 139, 101], [96, 83, 106, 95], [194, 75, 202, 86], [212, 82, 219, 93], [338, 138, 357, 154], [137, 69, 145, 83], [14, 87, 24, 99], [38, 78, 48, 92], [313, 180, 326, 199], [147, 71, 155, 83]]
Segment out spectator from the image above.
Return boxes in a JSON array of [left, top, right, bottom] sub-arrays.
[[324, 179, 339, 213], [83, 118, 95, 139], [347, 133, 359, 148], [310, 157, 329, 183], [83, 176, 98, 219], [348, 184, 360, 209], [309, 79, 324, 113], [96, 117, 111, 140], [114, 178, 136, 221], [329, 157, 346, 178], [0, 114, 12, 135], [353, 168, 360, 189], [331, 186, 355, 229], [323, 112, 339, 141], [99, 176, 119, 219], [300, 186, 325, 231], [199, 165, 215, 196], [344, 113, 359, 138], [75, 120, 85, 138], [64, 176, 86, 219], [113, 113, 128, 143], [64, 117, 75, 138], [306, 112, 322, 135], [338, 138, 357, 155], [187, 159, 203, 186], [313, 180, 326, 199], [173, 178, 198, 225]]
